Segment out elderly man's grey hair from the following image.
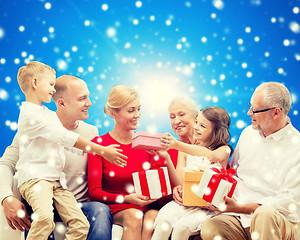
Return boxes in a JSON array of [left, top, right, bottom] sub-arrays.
[[168, 96, 199, 117], [255, 82, 291, 115]]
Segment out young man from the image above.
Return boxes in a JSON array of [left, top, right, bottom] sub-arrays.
[[0, 73, 115, 240], [199, 82, 300, 239]]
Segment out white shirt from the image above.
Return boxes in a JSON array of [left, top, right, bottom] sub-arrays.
[[62, 121, 98, 202], [16, 102, 79, 188], [230, 123, 300, 227], [0, 120, 98, 203]]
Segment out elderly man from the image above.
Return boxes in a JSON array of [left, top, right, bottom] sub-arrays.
[[0, 75, 113, 240], [200, 82, 300, 239]]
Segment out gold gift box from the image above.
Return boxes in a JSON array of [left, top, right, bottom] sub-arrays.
[[182, 170, 208, 207]]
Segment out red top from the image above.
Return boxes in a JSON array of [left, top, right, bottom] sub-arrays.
[[88, 132, 168, 215]]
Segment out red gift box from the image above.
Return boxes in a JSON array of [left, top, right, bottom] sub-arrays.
[[195, 166, 238, 208], [132, 167, 172, 199]]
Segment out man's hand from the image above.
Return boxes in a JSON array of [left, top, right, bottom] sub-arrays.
[[2, 196, 31, 231], [124, 193, 156, 207], [207, 196, 260, 214], [207, 196, 239, 213], [102, 144, 127, 167], [173, 185, 183, 205]]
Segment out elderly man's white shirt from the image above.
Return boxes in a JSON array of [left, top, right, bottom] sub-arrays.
[[16, 102, 79, 188], [230, 123, 300, 227]]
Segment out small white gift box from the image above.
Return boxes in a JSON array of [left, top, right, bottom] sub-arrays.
[[132, 167, 172, 199]]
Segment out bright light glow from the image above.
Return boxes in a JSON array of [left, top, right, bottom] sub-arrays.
[[138, 73, 187, 119], [57, 59, 68, 70], [45, 2, 51, 10], [293, 7, 299, 14], [106, 27, 117, 37], [166, 20, 171, 26], [213, 0, 224, 10], [102, 4, 109, 11], [136, 1, 142, 8], [247, 71, 252, 78], [283, 39, 290, 46], [289, 21, 300, 33]]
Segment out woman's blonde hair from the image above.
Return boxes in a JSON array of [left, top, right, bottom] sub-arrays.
[[104, 84, 139, 117], [201, 106, 231, 151]]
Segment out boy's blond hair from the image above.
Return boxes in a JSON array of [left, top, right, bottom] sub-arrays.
[[17, 61, 56, 93]]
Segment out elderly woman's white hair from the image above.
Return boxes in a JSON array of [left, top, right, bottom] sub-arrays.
[[255, 82, 291, 115], [168, 96, 199, 117]]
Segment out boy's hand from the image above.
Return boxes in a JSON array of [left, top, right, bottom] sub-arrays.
[[161, 133, 178, 149], [102, 144, 127, 167]]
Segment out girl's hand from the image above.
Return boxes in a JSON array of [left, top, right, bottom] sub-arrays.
[[124, 193, 156, 207], [173, 185, 183, 205], [161, 133, 178, 150]]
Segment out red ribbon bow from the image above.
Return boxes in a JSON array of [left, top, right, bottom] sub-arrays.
[[202, 166, 237, 203], [210, 166, 236, 182]]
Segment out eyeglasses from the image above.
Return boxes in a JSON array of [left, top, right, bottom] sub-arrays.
[[248, 103, 281, 114]]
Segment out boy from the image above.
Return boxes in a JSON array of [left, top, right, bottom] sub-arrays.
[[16, 61, 127, 240]]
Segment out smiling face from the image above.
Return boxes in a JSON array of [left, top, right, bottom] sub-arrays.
[[193, 112, 213, 145], [169, 102, 197, 143], [63, 79, 92, 121], [248, 90, 274, 135], [36, 71, 56, 104], [113, 97, 141, 131]]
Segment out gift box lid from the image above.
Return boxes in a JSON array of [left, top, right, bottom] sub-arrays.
[[132, 131, 167, 140]]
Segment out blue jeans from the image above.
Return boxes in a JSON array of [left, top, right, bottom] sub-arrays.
[[81, 201, 113, 240], [24, 200, 113, 240]]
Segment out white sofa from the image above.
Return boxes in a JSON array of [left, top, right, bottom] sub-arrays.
[[0, 211, 123, 240], [0, 177, 123, 240]]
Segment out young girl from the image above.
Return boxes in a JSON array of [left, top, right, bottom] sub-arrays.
[[151, 106, 232, 240]]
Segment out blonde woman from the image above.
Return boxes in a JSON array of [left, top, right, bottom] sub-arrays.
[[88, 84, 159, 240]]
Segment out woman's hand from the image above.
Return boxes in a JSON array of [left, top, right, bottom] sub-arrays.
[[124, 193, 156, 207], [173, 185, 183, 205]]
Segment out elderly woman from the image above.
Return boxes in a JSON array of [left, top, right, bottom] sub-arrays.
[[167, 97, 199, 167]]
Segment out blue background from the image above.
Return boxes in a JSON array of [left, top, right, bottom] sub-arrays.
[[0, 0, 299, 155]]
